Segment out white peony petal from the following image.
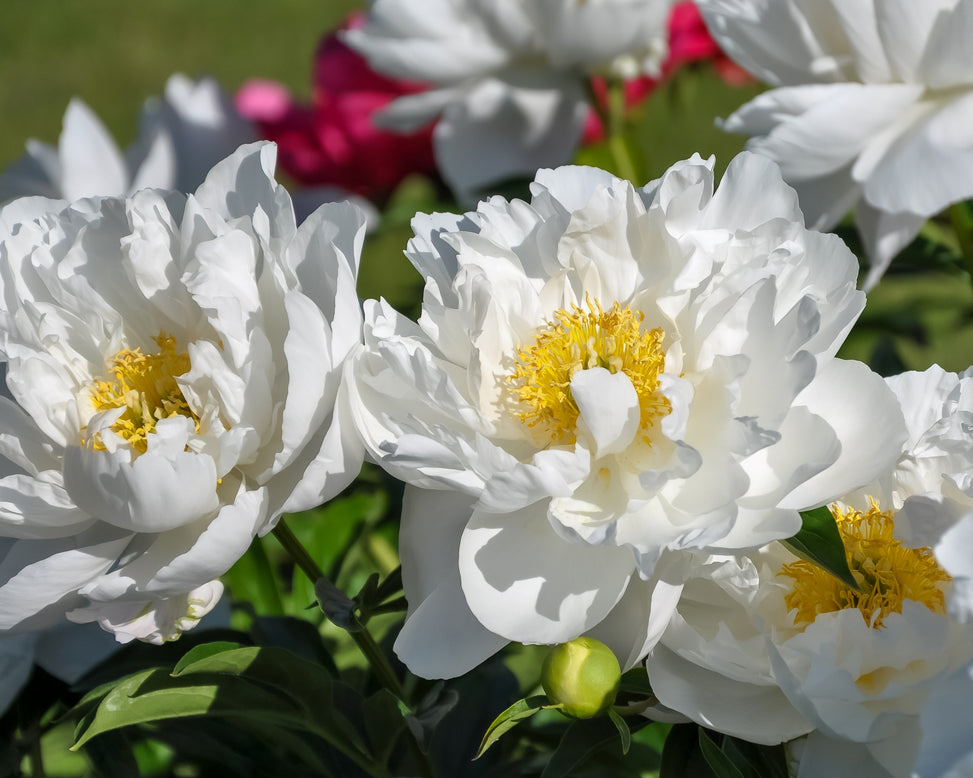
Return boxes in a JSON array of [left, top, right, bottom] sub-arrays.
[[433, 74, 587, 203], [572, 368, 640, 459], [782, 359, 907, 510], [0, 529, 132, 631], [458, 502, 634, 644], [58, 99, 128, 200], [64, 447, 219, 534]]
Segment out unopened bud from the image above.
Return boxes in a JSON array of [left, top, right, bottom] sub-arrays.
[[541, 637, 621, 718]]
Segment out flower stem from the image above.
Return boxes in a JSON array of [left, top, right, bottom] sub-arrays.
[[949, 201, 973, 282], [272, 518, 435, 778], [606, 79, 640, 184], [250, 536, 286, 615], [273, 520, 402, 692]]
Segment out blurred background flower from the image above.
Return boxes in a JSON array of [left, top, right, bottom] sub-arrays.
[[236, 13, 437, 204]]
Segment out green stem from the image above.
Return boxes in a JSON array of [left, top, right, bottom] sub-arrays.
[[949, 202, 973, 281], [272, 519, 435, 778], [250, 535, 286, 616], [272, 518, 325, 581], [606, 78, 640, 184], [28, 734, 46, 778]]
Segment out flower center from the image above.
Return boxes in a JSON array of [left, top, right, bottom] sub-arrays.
[[87, 333, 197, 453], [779, 500, 950, 630], [507, 297, 669, 446]]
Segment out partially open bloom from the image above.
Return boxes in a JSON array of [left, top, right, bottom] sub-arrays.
[[0, 74, 255, 204], [698, 0, 973, 288], [344, 0, 673, 201], [236, 13, 436, 202], [645, 366, 973, 777], [348, 152, 904, 679], [0, 142, 366, 642]]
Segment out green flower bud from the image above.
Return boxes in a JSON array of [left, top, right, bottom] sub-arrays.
[[541, 637, 621, 718]]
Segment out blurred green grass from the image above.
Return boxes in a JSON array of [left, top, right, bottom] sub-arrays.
[[0, 0, 362, 165]]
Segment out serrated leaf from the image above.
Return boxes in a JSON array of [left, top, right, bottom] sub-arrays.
[[782, 505, 860, 591], [608, 708, 632, 755], [171, 641, 240, 676], [474, 695, 550, 759], [698, 730, 746, 778]]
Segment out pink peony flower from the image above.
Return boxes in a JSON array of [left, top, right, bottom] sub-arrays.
[[237, 14, 436, 199], [583, 1, 751, 143]]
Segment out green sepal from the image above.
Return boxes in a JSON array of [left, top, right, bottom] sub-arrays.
[[474, 695, 553, 760], [607, 707, 632, 755]]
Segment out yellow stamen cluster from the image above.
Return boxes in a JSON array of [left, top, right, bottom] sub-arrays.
[[88, 333, 197, 453], [780, 500, 951, 630], [507, 298, 669, 446]]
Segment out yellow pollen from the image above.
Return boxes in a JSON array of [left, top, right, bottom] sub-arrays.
[[506, 297, 670, 446], [87, 333, 198, 453], [779, 499, 950, 630]]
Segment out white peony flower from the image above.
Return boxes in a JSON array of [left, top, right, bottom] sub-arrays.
[[343, 0, 672, 201], [0, 74, 255, 204], [697, 0, 973, 288], [347, 152, 906, 679], [645, 366, 973, 778], [0, 141, 366, 642]]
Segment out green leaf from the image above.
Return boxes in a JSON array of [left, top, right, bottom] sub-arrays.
[[169, 645, 366, 752], [474, 695, 550, 759], [608, 708, 632, 755], [660, 723, 700, 778], [782, 505, 860, 591], [698, 730, 745, 778], [362, 688, 408, 767], [618, 666, 653, 697], [171, 641, 240, 676], [721, 737, 789, 778], [72, 645, 380, 775], [540, 715, 652, 778]]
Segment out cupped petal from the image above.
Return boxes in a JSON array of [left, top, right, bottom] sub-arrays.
[[69, 580, 224, 645], [81, 483, 268, 601], [192, 142, 295, 244], [572, 368, 640, 458], [781, 359, 907, 510], [648, 644, 813, 744], [63, 446, 219, 533], [392, 486, 508, 678], [458, 501, 635, 644], [586, 566, 684, 671], [273, 375, 365, 517]]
